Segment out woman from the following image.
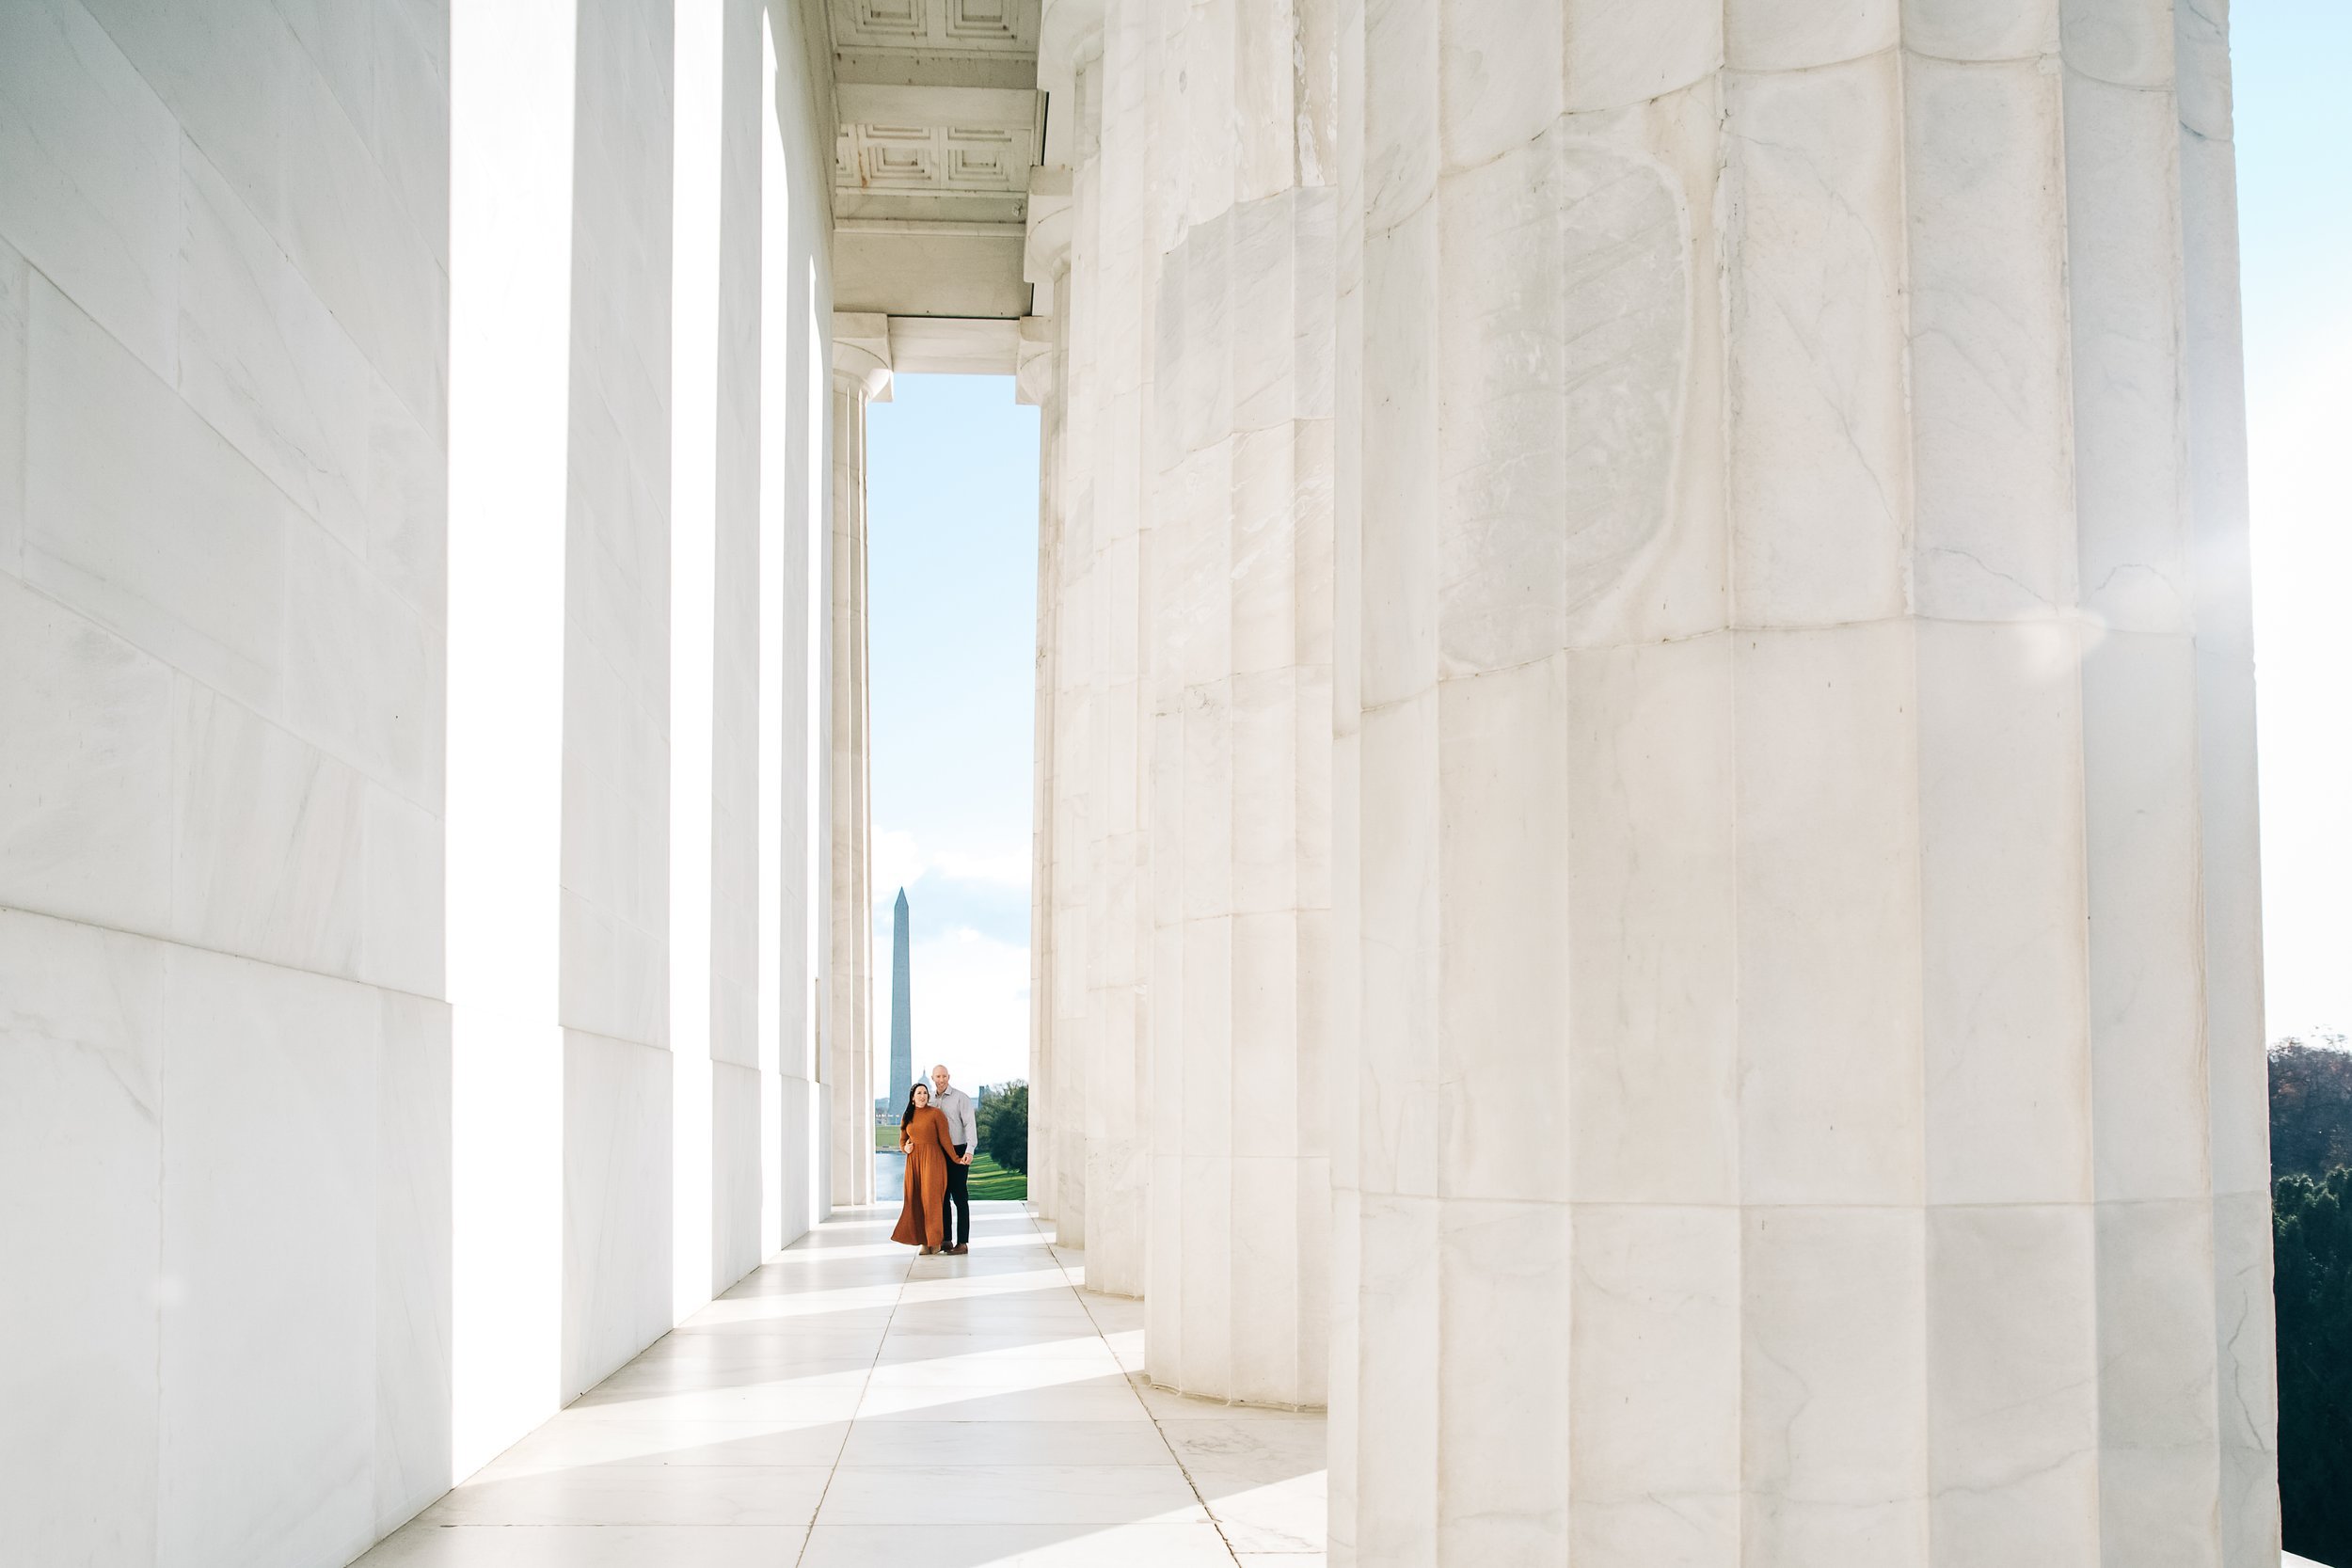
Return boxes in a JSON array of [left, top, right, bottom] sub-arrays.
[[891, 1081, 961, 1255]]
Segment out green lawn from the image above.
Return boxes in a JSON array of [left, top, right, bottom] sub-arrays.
[[965, 1153, 1026, 1201], [873, 1125, 1026, 1200]]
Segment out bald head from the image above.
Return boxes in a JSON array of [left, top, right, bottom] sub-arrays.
[[930, 1065, 950, 1095]]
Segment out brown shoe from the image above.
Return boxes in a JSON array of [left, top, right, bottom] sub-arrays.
[[945, 1244, 969, 1255]]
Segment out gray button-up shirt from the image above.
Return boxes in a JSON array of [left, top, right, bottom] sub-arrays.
[[933, 1085, 977, 1151]]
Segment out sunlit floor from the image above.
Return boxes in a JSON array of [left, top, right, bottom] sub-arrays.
[[357, 1201, 1326, 1565]]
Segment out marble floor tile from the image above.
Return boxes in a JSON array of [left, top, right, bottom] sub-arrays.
[[1132, 1378, 1327, 1424], [1078, 1292, 1148, 1334], [1154, 1416, 1328, 1478], [580, 1355, 877, 1392], [631, 1329, 885, 1363], [474, 1415, 854, 1474], [898, 1268, 1076, 1302], [420, 1463, 833, 1526], [855, 1381, 1154, 1422], [688, 1290, 903, 1323], [358, 1202, 1327, 1564], [835, 1419, 1174, 1467], [1155, 1416, 1328, 1551], [874, 1331, 1119, 1362], [798, 1522, 1242, 1567], [560, 1382, 868, 1421], [818, 1464, 1205, 1524], [864, 1356, 1122, 1390], [1193, 1471, 1327, 1553], [355, 1524, 807, 1564]]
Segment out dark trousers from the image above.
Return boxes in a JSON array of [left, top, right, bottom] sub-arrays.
[[941, 1145, 972, 1247]]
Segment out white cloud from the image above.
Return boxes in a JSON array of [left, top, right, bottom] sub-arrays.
[[874, 828, 925, 902], [872, 924, 1031, 1096], [2252, 319, 2352, 1040], [930, 847, 1032, 888], [871, 827, 1031, 909]]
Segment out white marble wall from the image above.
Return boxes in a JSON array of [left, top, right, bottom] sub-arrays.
[[0, 0, 452, 1563], [1, 0, 843, 1560], [1327, 1, 2278, 1563]]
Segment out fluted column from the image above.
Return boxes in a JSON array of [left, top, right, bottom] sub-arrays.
[[1333, 1, 2274, 1563], [1043, 24, 1105, 1245], [1139, 0, 1337, 1407], [1025, 184, 1075, 1225], [828, 316, 889, 1211], [1070, 4, 1160, 1300], [1024, 330, 1061, 1221]]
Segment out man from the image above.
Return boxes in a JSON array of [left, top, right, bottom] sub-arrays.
[[930, 1063, 976, 1255]]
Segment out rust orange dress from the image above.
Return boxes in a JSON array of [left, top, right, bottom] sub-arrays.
[[892, 1104, 959, 1249]]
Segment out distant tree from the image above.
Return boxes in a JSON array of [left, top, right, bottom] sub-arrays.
[[978, 1080, 1028, 1175], [2272, 1036, 2352, 1180], [2277, 1165, 2352, 1563]]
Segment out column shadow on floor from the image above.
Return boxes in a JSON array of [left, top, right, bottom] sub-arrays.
[[353, 1202, 1327, 1566]]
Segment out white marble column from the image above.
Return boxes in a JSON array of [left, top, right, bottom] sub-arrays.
[[1023, 199, 1073, 1222], [1332, 1, 2276, 1563], [1139, 0, 1337, 1408], [1024, 331, 1060, 1220], [1040, 22, 1106, 1251], [828, 316, 889, 1211], [1074, 5, 1156, 1300]]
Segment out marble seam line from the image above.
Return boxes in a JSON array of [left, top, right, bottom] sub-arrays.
[[0, 899, 451, 1008], [1051, 1220, 1248, 1565], [1354, 46, 2186, 247], [787, 1218, 901, 1568], [3, 545, 443, 817], [1347, 610, 2208, 718]]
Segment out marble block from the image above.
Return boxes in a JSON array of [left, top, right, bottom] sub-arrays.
[[25, 276, 295, 720], [0, 0, 181, 379], [0, 572, 175, 935], [0, 911, 165, 1568], [564, 1030, 677, 1400], [1, 235, 27, 569], [157, 945, 379, 1568]]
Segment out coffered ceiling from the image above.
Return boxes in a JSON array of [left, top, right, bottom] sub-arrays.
[[826, 0, 1042, 341]]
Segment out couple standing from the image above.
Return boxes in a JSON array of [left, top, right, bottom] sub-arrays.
[[892, 1063, 975, 1256]]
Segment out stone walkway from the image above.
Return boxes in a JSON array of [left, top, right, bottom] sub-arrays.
[[358, 1201, 1326, 1565]]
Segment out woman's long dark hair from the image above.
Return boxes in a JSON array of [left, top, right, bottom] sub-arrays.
[[900, 1082, 929, 1130]]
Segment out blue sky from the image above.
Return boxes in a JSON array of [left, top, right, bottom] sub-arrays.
[[866, 5, 2352, 1100], [2240, 0, 2352, 1042], [866, 374, 1039, 1096]]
